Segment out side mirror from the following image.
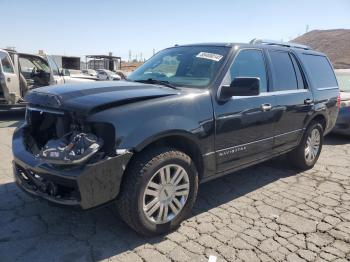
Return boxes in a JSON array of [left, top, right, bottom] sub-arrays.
[[219, 77, 260, 100]]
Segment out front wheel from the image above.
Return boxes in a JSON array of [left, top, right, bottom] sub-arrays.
[[288, 121, 324, 170], [116, 147, 198, 236]]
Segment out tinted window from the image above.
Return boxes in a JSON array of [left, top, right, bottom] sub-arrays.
[[224, 49, 267, 92], [0, 55, 14, 73], [302, 54, 337, 89], [269, 51, 298, 91], [290, 54, 305, 89]]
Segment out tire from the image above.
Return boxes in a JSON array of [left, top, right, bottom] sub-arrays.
[[288, 121, 324, 170], [116, 147, 199, 236]]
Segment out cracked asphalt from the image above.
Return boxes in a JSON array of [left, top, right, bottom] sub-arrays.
[[1, 110, 350, 262]]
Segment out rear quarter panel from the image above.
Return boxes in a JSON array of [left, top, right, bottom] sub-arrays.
[[295, 50, 339, 134]]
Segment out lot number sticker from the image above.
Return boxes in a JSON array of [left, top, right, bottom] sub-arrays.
[[196, 52, 223, 62]]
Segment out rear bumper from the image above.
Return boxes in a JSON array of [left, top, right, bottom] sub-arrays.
[[332, 107, 350, 135], [12, 127, 133, 209]]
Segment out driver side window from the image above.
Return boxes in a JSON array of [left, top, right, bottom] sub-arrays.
[[224, 49, 268, 92], [47, 56, 60, 76]]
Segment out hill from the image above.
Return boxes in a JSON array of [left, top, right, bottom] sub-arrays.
[[293, 29, 350, 69]]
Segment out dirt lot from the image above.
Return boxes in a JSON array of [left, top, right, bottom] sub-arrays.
[[1, 111, 350, 262]]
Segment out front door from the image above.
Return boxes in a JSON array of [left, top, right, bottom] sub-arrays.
[[214, 49, 278, 173], [0, 50, 20, 103]]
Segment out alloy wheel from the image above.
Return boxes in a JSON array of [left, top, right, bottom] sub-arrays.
[[142, 164, 190, 224], [305, 128, 321, 164]]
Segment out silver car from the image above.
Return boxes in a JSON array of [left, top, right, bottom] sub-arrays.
[[333, 69, 350, 135]]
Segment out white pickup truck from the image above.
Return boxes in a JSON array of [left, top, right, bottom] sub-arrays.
[[0, 49, 95, 109]]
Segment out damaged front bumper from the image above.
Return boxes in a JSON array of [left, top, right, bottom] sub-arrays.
[[12, 127, 133, 209]]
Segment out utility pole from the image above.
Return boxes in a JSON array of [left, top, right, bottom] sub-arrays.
[[152, 48, 155, 56], [128, 50, 132, 62], [306, 24, 309, 33]]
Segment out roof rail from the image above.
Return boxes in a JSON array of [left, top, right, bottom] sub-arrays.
[[249, 38, 311, 50]]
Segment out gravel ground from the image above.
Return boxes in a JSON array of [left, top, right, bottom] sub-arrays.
[[0, 111, 350, 262]]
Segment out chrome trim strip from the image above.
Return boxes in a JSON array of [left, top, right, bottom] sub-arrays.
[[27, 106, 64, 115], [215, 136, 273, 153], [115, 149, 130, 155], [269, 89, 309, 95], [274, 128, 304, 138], [317, 86, 338, 91], [226, 88, 310, 99], [203, 128, 304, 156]]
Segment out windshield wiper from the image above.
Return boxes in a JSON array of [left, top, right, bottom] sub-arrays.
[[133, 78, 180, 90]]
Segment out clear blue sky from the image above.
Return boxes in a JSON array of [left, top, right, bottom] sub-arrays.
[[0, 0, 349, 60]]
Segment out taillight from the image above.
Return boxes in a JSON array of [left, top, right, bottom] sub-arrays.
[[337, 94, 341, 108]]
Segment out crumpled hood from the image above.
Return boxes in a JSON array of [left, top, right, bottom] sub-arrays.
[[25, 81, 179, 114]]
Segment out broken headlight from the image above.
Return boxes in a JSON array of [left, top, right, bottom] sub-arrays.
[[38, 132, 103, 165]]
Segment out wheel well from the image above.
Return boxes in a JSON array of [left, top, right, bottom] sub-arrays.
[[133, 135, 204, 179], [310, 115, 327, 131]]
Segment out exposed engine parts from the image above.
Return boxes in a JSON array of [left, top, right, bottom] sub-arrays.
[[39, 132, 103, 165]]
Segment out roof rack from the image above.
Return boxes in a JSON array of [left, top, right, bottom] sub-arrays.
[[249, 38, 311, 50]]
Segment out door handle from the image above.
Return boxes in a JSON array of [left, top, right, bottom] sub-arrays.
[[7, 77, 10, 82], [304, 98, 313, 105], [261, 103, 272, 111]]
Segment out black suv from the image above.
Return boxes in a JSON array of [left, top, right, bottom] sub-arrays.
[[13, 40, 339, 235]]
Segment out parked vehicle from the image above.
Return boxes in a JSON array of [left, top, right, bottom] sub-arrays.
[[61, 68, 98, 81], [333, 69, 350, 135], [96, 69, 121, 80], [45, 55, 97, 85], [13, 40, 339, 236], [0, 49, 95, 108], [0, 49, 51, 106], [82, 69, 98, 77]]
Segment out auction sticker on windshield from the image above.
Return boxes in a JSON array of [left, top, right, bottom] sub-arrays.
[[196, 52, 223, 62]]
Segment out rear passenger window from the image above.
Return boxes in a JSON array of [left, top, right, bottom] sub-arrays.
[[302, 54, 337, 89], [269, 51, 298, 91], [225, 49, 267, 92]]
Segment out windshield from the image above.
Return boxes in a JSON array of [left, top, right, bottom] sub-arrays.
[[127, 46, 230, 88], [19, 56, 51, 74], [336, 73, 350, 92]]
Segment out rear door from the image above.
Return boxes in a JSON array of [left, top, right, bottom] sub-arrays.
[[214, 49, 278, 172], [267, 50, 313, 152], [0, 50, 20, 103]]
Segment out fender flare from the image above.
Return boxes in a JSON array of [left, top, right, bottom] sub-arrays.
[[134, 129, 203, 153]]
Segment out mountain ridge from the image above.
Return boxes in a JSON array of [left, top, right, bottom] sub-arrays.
[[293, 29, 350, 69]]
